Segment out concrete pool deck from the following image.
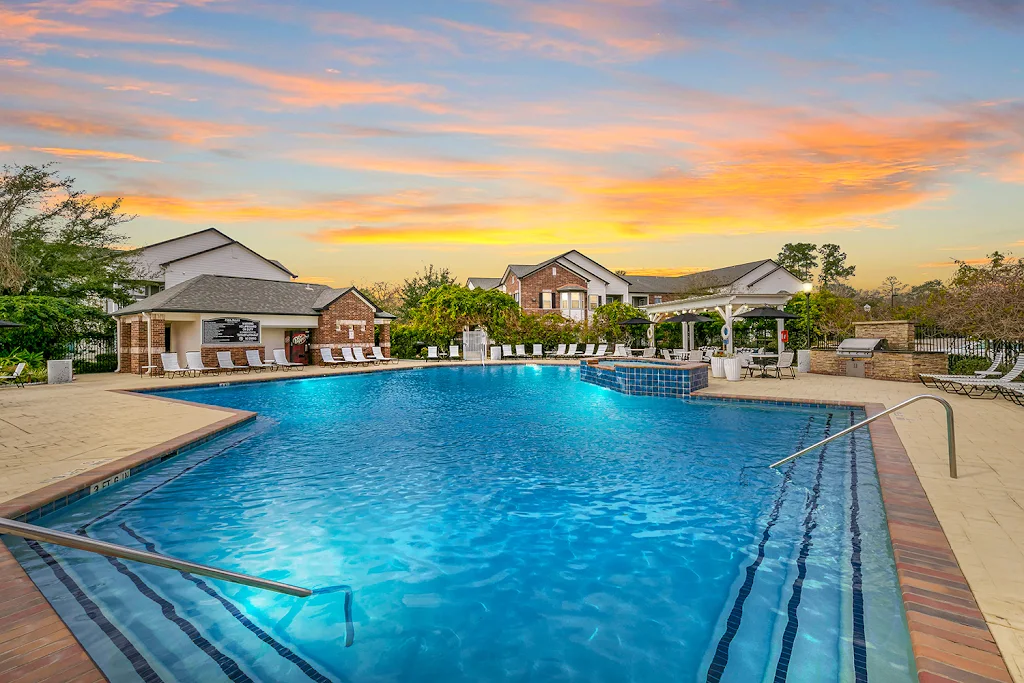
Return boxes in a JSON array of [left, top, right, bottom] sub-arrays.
[[0, 363, 1022, 681]]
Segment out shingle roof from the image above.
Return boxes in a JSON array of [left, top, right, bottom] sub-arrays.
[[625, 260, 772, 294], [113, 275, 396, 318], [466, 277, 501, 290]]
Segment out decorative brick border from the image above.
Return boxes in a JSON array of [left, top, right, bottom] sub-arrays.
[[699, 390, 1013, 682]]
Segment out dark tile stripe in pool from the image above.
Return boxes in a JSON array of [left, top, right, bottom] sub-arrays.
[[773, 413, 834, 683], [705, 415, 818, 683], [849, 412, 868, 683], [26, 539, 165, 683], [120, 522, 342, 680]]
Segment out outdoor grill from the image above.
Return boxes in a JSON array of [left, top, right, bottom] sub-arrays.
[[836, 338, 887, 359]]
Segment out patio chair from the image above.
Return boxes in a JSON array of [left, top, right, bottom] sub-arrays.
[[160, 353, 188, 378], [595, 344, 608, 356], [566, 343, 580, 357], [319, 347, 344, 367], [936, 356, 1024, 398], [581, 344, 596, 356], [999, 384, 1024, 407], [185, 351, 219, 376], [426, 346, 441, 362], [273, 348, 304, 370], [764, 351, 796, 379], [216, 351, 248, 373], [0, 362, 27, 387], [641, 347, 656, 358], [552, 344, 567, 357], [661, 349, 672, 360], [246, 349, 276, 372], [342, 347, 372, 365], [531, 344, 544, 358], [612, 344, 628, 358], [502, 344, 514, 359], [352, 347, 376, 365], [920, 351, 1005, 388], [515, 344, 528, 358], [449, 345, 462, 361], [373, 347, 398, 364]]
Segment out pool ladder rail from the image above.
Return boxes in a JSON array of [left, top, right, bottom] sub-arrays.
[[770, 394, 958, 479], [0, 517, 311, 597]]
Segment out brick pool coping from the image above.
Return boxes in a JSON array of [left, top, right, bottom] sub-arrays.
[[0, 375, 1013, 682]]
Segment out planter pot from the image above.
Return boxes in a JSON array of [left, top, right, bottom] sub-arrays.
[[724, 357, 743, 382], [797, 349, 811, 373], [710, 356, 726, 378]]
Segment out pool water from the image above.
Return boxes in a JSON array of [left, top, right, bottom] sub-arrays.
[[7, 366, 915, 682]]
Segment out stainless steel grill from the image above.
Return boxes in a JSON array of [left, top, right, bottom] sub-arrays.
[[836, 338, 887, 359]]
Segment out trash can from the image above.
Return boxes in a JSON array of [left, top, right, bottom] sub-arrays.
[[797, 349, 811, 374], [47, 359, 73, 384]]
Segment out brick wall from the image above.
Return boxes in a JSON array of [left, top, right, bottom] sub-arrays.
[[116, 314, 165, 373], [810, 349, 947, 382], [200, 346, 265, 368], [378, 324, 391, 357], [311, 291, 376, 352], [519, 268, 587, 314], [854, 320, 915, 351]]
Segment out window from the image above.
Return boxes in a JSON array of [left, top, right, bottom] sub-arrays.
[[552, 267, 557, 276], [632, 296, 649, 307], [514, 291, 520, 303], [589, 294, 601, 310], [540, 292, 554, 309], [560, 292, 570, 309], [560, 292, 583, 309], [654, 296, 663, 304], [607, 294, 623, 304]]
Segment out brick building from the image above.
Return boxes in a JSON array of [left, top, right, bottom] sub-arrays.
[[112, 275, 395, 373]]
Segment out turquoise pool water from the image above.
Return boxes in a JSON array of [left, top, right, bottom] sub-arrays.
[[7, 366, 914, 682]]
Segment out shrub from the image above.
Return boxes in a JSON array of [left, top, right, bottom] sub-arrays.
[[948, 355, 999, 376], [0, 295, 112, 359]]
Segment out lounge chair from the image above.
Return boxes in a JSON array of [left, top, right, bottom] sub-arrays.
[[185, 351, 219, 376], [342, 347, 372, 365], [160, 353, 187, 378], [426, 346, 441, 362], [920, 351, 1005, 388], [515, 344, 528, 358], [595, 344, 607, 356], [373, 347, 398, 364], [661, 349, 672, 360], [581, 344, 596, 356], [0, 362, 27, 387], [531, 344, 544, 358], [1000, 384, 1024, 407], [612, 344, 628, 358], [273, 348, 304, 370], [641, 347, 656, 358], [935, 356, 1024, 398], [566, 343, 580, 357], [449, 345, 462, 361], [246, 349, 276, 372], [216, 351, 248, 373], [764, 351, 796, 379], [552, 344, 567, 357], [502, 344, 514, 359], [319, 347, 345, 367], [352, 347, 376, 365]]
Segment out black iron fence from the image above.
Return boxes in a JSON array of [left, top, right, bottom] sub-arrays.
[[913, 326, 1023, 358], [65, 335, 118, 373]]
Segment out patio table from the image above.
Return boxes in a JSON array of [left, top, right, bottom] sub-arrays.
[[748, 353, 778, 377]]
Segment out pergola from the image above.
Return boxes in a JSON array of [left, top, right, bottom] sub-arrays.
[[642, 291, 797, 354]]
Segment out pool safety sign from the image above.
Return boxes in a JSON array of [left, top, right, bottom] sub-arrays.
[[203, 317, 261, 344]]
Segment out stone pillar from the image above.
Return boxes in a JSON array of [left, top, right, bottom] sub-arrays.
[[379, 323, 391, 357], [853, 320, 915, 351]]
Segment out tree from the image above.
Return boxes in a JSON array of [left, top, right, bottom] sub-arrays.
[[1, 163, 138, 306], [930, 253, 1024, 340], [398, 264, 457, 320], [590, 301, 647, 345], [777, 243, 818, 282], [0, 295, 111, 359], [359, 280, 403, 315], [881, 276, 905, 310], [409, 285, 520, 343], [817, 243, 856, 291]]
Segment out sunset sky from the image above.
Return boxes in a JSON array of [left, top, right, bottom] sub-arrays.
[[2, 0, 1023, 288]]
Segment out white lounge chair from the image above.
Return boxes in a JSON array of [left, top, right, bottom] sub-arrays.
[[216, 351, 248, 373], [515, 344, 528, 358], [185, 351, 219, 376], [920, 351, 1005, 388], [273, 348, 304, 370], [595, 344, 607, 356], [531, 344, 544, 358], [1000, 384, 1024, 406], [246, 349, 275, 372], [641, 347, 656, 358], [0, 362, 27, 387], [373, 347, 398, 364], [764, 351, 796, 379], [581, 344, 596, 356], [566, 343, 580, 357], [319, 347, 344, 367], [426, 346, 441, 362], [935, 356, 1024, 398], [612, 344, 628, 358], [661, 349, 672, 360], [552, 344, 567, 357], [502, 344, 513, 359], [449, 345, 462, 361], [342, 347, 371, 365], [160, 353, 187, 378], [352, 347, 376, 365]]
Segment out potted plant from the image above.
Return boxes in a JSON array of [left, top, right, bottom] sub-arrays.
[[710, 350, 727, 378], [723, 355, 743, 382]]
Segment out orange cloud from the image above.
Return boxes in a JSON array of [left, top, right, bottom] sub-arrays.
[[299, 150, 588, 181], [315, 13, 457, 52], [2, 109, 259, 145], [518, 2, 689, 58], [31, 146, 160, 162], [433, 19, 607, 62], [918, 258, 992, 268], [0, 6, 203, 46]]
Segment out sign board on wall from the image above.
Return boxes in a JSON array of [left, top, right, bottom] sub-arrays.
[[202, 318, 261, 344]]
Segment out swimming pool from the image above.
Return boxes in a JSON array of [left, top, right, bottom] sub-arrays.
[[6, 365, 915, 682]]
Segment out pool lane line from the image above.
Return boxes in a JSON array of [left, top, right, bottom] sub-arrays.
[[75, 428, 261, 535], [119, 523, 343, 681], [772, 412, 834, 683], [25, 539, 166, 683], [704, 415, 818, 683], [849, 412, 868, 683]]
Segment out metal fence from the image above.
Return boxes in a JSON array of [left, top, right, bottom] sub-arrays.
[[65, 335, 118, 373], [913, 326, 1023, 358]]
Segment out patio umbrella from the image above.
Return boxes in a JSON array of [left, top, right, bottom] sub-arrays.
[[0, 320, 22, 327], [618, 317, 653, 326], [734, 307, 799, 319]]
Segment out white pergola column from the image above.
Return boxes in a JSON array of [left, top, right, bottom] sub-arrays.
[[777, 317, 786, 353], [724, 303, 734, 354]]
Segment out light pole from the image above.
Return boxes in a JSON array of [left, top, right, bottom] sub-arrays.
[[802, 282, 813, 349], [864, 303, 871, 320]]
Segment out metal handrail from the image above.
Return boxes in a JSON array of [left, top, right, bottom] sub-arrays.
[[769, 394, 957, 478], [0, 517, 311, 597]]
